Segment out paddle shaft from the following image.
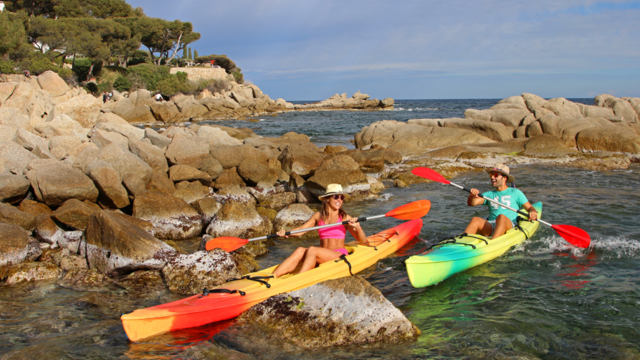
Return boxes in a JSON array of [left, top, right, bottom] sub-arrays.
[[448, 181, 547, 225], [243, 215, 386, 242]]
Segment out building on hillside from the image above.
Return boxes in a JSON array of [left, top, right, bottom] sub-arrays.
[[0, 1, 5, 12]]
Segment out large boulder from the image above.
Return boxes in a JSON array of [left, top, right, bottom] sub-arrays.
[[542, 97, 582, 119], [2, 82, 55, 126], [409, 117, 513, 142], [132, 191, 203, 240], [306, 155, 369, 199], [165, 133, 211, 169], [36, 71, 70, 98], [0, 202, 35, 231], [34, 114, 87, 139], [197, 126, 243, 147], [128, 139, 169, 173], [355, 120, 406, 149], [48, 134, 85, 159], [338, 146, 403, 173], [26, 162, 99, 206], [212, 167, 247, 189], [490, 108, 531, 128], [237, 151, 281, 186], [174, 96, 208, 119], [86, 161, 129, 208], [97, 143, 153, 187], [84, 210, 177, 274], [0, 223, 31, 266], [273, 204, 317, 240], [149, 101, 181, 123], [94, 113, 145, 141], [172, 181, 211, 204], [144, 127, 171, 148], [576, 126, 640, 153], [237, 276, 419, 348], [52, 199, 101, 231], [15, 128, 49, 151], [51, 94, 102, 128], [0, 174, 31, 203], [278, 142, 324, 177], [205, 201, 272, 240], [0, 140, 39, 174]]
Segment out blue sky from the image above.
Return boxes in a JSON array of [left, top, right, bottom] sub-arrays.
[[128, 0, 640, 101]]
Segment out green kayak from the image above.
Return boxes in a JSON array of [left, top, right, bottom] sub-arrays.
[[406, 202, 542, 288]]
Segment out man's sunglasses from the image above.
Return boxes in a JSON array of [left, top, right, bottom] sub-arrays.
[[331, 194, 345, 200]]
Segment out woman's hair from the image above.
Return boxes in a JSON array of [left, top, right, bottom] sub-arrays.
[[320, 197, 347, 222]]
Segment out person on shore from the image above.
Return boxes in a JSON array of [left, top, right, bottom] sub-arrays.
[[465, 164, 538, 239], [272, 184, 368, 278]]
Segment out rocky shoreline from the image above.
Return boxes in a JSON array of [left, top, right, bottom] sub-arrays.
[[1, 70, 639, 344]]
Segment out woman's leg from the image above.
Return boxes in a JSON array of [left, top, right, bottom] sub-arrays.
[[273, 247, 307, 278], [298, 246, 341, 274]]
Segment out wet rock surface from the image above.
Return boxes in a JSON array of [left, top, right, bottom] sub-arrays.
[[162, 249, 242, 295], [237, 276, 420, 348]]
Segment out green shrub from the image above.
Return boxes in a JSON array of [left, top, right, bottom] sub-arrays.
[[72, 58, 93, 81], [127, 72, 146, 92], [84, 82, 99, 94], [156, 71, 190, 96], [0, 60, 16, 74], [231, 70, 244, 84], [97, 81, 113, 93], [113, 76, 132, 92], [127, 63, 171, 91]]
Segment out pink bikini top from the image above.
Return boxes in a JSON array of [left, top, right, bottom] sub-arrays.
[[317, 216, 347, 240]]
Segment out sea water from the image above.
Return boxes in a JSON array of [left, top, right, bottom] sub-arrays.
[[1, 100, 638, 359]]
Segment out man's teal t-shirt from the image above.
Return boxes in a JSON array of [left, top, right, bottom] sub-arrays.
[[481, 188, 529, 221]]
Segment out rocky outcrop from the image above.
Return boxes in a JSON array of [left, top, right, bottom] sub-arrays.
[[27, 161, 99, 206], [237, 276, 419, 348], [205, 201, 272, 240]]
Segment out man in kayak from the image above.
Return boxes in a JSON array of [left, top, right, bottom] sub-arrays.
[[272, 184, 368, 278], [465, 164, 538, 239]]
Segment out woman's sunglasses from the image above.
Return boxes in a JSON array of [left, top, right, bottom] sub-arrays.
[[331, 194, 345, 200]]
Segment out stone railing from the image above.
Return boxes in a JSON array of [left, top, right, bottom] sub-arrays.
[[169, 67, 227, 82]]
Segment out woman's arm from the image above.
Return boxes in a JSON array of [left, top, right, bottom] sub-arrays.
[[276, 212, 320, 238], [345, 215, 367, 244]]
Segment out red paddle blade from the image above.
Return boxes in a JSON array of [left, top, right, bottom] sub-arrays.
[[385, 200, 431, 220], [411, 167, 451, 185], [551, 224, 591, 248], [205, 237, 249, 252]]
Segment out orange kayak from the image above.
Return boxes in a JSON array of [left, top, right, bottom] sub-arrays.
[[121, 219, 423, 342]]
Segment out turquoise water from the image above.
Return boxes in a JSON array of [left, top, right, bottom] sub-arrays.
[[1, 100, 639, 359]]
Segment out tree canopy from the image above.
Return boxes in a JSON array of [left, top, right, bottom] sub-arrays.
[[1, 0, 201, 79]]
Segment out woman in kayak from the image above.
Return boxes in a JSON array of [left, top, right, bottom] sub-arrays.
[[272, 184, 368, 278]]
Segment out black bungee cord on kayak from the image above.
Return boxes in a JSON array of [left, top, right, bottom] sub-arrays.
[[200, 288, 246, 298], [225, 275, 274, 288], [427, 233, 489, 251], [335, 254, 354, 276]]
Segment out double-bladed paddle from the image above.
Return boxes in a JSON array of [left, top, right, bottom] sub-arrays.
[[205, 199, 431, 252], [411, 167, 591, 248]]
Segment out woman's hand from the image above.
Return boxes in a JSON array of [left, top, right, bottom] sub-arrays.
[[276, 229, 288, 238], [528, 209, 538, 221], [347, 217, 361, 230]]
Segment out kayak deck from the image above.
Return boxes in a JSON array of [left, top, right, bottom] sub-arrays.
[[122, 218, 423, 342], [406, 202, 542, 288]]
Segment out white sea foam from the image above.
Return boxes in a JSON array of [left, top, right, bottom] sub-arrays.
[[523, 235, 640, 259], [376, 193, 393, 201]]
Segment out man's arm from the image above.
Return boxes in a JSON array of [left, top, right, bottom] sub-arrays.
[[467, 188, 485, 207], [522, 202, 538, 221]]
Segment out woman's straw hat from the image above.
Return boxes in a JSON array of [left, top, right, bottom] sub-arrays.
[[318, 184, 345, 199]]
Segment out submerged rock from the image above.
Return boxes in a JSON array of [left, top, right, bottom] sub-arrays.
[[162, 249, 242, 295], [237, 276, 419, 348]]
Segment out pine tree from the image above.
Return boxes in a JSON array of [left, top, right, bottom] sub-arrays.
[[183, 47, 187, 59], [188, 47, 192, 60], [194, 49, 198, 59]]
